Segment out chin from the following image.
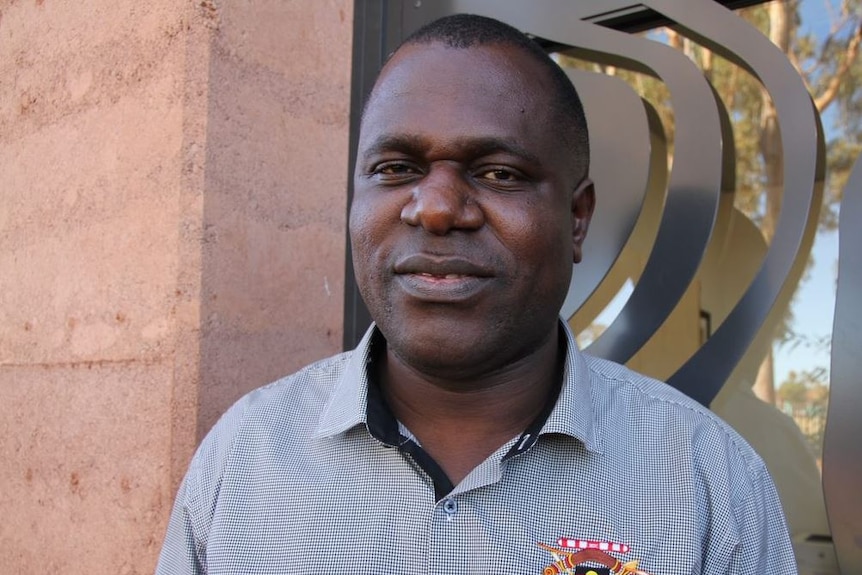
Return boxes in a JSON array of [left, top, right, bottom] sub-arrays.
[[384, 322, 490, 370]]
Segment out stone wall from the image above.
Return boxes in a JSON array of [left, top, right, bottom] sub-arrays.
[[0, 0, 353, 571]]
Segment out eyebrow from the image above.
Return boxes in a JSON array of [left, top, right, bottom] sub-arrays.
[[360, 133, 544, 167]]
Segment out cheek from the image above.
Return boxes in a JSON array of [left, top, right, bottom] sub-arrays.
[[506, 212, 573, 296], [350, 189, 410, 255], [349, 196, 395, 300], [495, 208, 570, 262], [349, 197, 381, 255], [349, 209, 374, 283]]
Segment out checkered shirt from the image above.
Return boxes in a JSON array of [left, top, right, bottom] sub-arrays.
[[156, 322, 796, 574]]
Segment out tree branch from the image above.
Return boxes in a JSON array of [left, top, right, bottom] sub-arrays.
[[814, 20, 862, 112]]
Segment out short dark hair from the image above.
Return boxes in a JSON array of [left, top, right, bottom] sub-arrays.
[[397, 13, 590, 178]]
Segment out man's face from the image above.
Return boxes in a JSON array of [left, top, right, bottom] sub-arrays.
[[350, 42, 594, 378]]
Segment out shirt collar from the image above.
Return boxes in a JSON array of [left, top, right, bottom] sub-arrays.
[[313, 320, 603, 454], [312, 325, 377, 439], [539, 319, 604, 454]]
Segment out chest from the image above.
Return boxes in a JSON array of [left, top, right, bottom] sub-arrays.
[[203, 438, 702, 574]]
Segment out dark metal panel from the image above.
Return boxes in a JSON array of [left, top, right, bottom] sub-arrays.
[[581, 0, 766, 33], [344, 0, 847, 566], [343, 0, 403, 349], [823, 153, 862, 575]]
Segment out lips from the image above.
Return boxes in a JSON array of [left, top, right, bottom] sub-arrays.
[[393, 254, 494, 302], [393, 254, 493, 277]]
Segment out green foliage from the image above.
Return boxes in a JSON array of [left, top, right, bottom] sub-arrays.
[[777, 367, 830, 456], [777, 373, 810, 404]]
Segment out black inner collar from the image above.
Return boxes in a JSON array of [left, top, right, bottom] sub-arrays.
[[365, 328, 567, 501]]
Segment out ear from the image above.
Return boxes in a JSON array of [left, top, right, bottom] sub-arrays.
[[571, 177, 595, 264]]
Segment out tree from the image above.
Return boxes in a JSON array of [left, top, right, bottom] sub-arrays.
[[776, 367, 830, 457], [777, 370, 816, 406]]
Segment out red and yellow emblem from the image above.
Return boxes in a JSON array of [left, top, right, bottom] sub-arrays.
[[539, 537, 651, 575]]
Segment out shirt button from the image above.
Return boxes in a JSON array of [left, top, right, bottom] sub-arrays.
[[442, 498, 458, 518]]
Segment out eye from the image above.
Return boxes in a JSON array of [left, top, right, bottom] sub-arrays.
[[369, 161, 422, 184], [374, 161, 417, 175], [481, 168, 518, 181], [474, 166, 526, 189]]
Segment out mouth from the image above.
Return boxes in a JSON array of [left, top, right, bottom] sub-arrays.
[[393, 254, 494, 277], [416, 272, 472, 280], [393, 255, 494, 302]]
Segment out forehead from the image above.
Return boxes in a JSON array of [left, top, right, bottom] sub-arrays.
[[359, 42, 560, 149]]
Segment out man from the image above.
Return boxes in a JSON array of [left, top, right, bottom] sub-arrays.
[[157, 14, 796, 574]]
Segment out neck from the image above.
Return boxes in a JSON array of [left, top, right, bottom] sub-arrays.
[[378, 324, 564, 484]]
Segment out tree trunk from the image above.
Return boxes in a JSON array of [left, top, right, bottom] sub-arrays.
[[755, 346, 778, 404]]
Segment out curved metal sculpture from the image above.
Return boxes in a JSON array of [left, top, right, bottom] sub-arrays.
[[651, 1, 825, 406], [823, 154, 862, 574]]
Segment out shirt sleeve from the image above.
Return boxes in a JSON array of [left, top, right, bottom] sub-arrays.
[[696, 451, 797, 575], [154, 473, 207, 575], [153, 391, 256, 575], [725, 464, 797, 575]]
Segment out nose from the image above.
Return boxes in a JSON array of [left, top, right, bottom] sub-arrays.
[[400, 164, 484, 235]]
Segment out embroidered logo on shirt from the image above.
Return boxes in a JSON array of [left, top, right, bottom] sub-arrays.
[[539, 537, 651, 575]]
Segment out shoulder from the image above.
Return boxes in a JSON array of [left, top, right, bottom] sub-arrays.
[[180, 350, 355, 507], [213, 351, 353, 439], [157, 350, 360, 566], [580, 355, 794, 567], [582, 354, 770, 489]]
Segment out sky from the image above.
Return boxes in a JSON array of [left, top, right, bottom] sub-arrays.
[[773, 229, 838, 385]]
